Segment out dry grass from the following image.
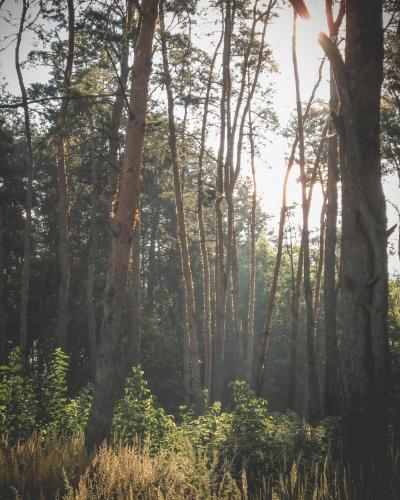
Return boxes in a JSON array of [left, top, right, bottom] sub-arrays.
[[1, 432, 399, 499]]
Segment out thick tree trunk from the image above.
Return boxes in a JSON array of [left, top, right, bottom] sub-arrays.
[[292, 11, 321, 422], [320, 0, 389, 486], [86, 140, 98, 375], [159, 1, 201, 402], [56, 0, 75, 351], [85, 0, 158, 450], [15, 0, 34, 359]]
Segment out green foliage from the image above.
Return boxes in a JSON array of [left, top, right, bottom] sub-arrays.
[[113, 367, 175, 451], [0, 348, 37, 440], [42, 348, 70, 432]]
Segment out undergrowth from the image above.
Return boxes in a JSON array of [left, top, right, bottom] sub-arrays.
[[0, 348, 399, 499]]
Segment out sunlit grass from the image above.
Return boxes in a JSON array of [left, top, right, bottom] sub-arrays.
[[1, 431, 399, 499]]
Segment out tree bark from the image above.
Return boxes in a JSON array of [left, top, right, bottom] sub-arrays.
[[85, 0, 159, 450], [15, 0, 34, 359], [56, 0, 75, 351], [159, 0, 201, 402], [319, 0, 389, 485]]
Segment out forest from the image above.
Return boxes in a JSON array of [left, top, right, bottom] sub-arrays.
[[0, 0, 399, 498]]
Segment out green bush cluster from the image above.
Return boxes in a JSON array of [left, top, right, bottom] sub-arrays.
[[1, 349, 339, 496], [113, 366, 175, 450], [179, 380, 330, 494]]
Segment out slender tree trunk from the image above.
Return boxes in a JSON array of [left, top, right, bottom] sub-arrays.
[[86, 139, 98, 375], [292, 10, 321, 422], [0, 202, 5, 364], [15, 0, 34, 359], [255, 59, 325, 395], [245, 111, 257, 384], [159, 1, 201, 402], [128, 210, 141, 369], [287, 234, 304, 410], [213, 1, 231, 403], [287, 120, 328, 412], [85, 0, 159, 450], [107, 0, 135, 203], [324, 71, 339, 416], [56, 0, 75, 351], [197, 33, 222, 395], [323, 0, 345, 417], [145, 204, 160, 311], [313, 193, 327, 329], [319, 0, 389, 486]]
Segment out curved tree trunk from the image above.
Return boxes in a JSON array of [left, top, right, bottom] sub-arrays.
[[85, 0, 159, 450], [255, 58, 325, 395]]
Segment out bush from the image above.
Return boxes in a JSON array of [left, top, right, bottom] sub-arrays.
[[0, 347, 37, 440], [113, 366, 175, 451]]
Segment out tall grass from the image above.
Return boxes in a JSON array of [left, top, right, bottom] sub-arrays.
[[1, 431, 399, 499]]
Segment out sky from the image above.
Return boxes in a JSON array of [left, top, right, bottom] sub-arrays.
[[1, 0, 399, 274]]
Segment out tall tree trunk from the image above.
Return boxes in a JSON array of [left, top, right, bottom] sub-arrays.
[[86, 139, 98, 375], [246, 109, 256, 383], [56, 0, 75, 351], [213, 1, 232, 402], [128, 210, 141, 369], [85, 0, 159, 450], [324, 71, 339, 416], [15, 0, 34, 359], [197, 33, 222, 395], [0, 202, 5, 364], [287, 233, 304, 410], [255, 59, 325, 395], [159, 0, 201, 402], [145, 204, 160, 311], [292, 10, 321, 422], [107, 0, 135, 203], [323, 0, 345, 417], [287, 119, 328, 412], [319, 0, 389, 486]]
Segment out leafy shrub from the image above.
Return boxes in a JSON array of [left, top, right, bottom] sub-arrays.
[[113, 366, 175, 451], [0, 347, 37, 440], [41, 348, 70, 432]]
